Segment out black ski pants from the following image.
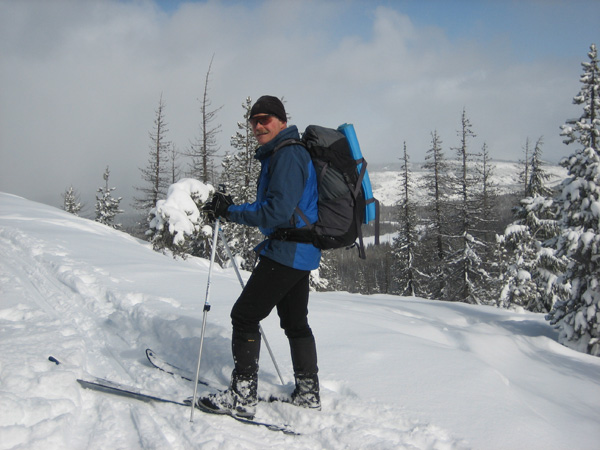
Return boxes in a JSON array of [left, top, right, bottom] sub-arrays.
[[231, 256, 314, 340]]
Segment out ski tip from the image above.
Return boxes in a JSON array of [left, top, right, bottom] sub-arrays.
[[48, 356, 60, 365]]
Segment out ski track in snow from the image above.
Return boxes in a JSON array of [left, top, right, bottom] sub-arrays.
[[0, 202, 464, 449]]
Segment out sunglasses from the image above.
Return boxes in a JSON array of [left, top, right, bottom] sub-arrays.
[[249, 114, 275, 127]]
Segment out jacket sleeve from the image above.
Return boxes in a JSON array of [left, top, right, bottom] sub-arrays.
[[227, 145, 310, 230]]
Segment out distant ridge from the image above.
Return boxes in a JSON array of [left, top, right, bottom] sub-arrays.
[[370, 160, 567, 206]]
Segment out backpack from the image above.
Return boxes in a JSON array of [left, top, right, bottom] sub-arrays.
[[271, 124, 380, 259]]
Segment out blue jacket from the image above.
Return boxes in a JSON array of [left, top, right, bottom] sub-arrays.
[[227, 125, 321, 270]]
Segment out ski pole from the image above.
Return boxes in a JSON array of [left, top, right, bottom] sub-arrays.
[[218, 228, 286, 386], [190, 217, 220, 422]]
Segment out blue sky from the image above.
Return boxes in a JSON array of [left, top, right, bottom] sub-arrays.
[[153, 0, 597, 59], [1, 0, 599, 208]]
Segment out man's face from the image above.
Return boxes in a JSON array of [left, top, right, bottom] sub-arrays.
[[250, 114, 286, 146]]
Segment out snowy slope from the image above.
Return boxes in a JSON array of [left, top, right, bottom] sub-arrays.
[[1, 192, 599, 450], [370, 161, 567, 206]]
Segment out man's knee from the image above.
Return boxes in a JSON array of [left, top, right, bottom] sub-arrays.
[[283, 325, 313, 340], [231, 303, 261, 334]]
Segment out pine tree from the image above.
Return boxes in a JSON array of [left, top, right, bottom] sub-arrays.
[[560, 44, 599, 151], [321, 251, 345, 292], [218, 97, 263, 270], [187, 55, 222, 185], [134, 94, 172, 213], [392, 142, 420, 296], [169, 144, 182, 184], [478, 143, 498, 231], [226, 97, 261, 205], [95, 166, 123, 228], [519, 138, 532, 195], [526, 138, 553, 197], [420, 130, 450, 298], [547, 44, 600, 356], [62, 185, 82, 216], [475, 142, 501, 304], [373, 246, 393, 294], [498, 138, 561, 312], [444, 109, 486, 304]]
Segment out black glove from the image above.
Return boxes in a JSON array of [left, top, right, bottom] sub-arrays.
[[202, 192, 233, 222]]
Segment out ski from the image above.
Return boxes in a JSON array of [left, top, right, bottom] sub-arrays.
[[145, 348, 291, 404], [49, 356, 297, 435], [76, 375, 299, 435], [146, 348, 213, 387], [77, 377, 186, 406]]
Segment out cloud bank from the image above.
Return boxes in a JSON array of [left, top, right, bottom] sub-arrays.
[[0, 0, 594, 210]]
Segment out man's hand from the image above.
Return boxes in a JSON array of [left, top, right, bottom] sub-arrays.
[[202, 192, 233, 222]]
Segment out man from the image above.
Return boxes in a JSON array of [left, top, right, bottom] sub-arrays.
[[199, 95, 321, 419]]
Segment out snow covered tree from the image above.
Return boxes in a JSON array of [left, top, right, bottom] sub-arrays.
[[497, 138, 562, 312], [526, 138, 553, 198], [225, 97, 261, 205], [134, 94, 172, 213], [392, 142, 421, 296], [444, 109, 488, 304], [477, 143, 498, 234], [560, 44, 599, 151], [474, 142, 501, 304], [547, 44, 600, 356], [218, 97, 263, 270], [95, 166, 123, 228], [309, 266, 330, 291], [147, 179, 214, 257], [321, 250, 348, 292], [62, 185, 82, 216], [497, 220, 540, 311], [420, 130, 450, 298], [186, 55, 222, 185]]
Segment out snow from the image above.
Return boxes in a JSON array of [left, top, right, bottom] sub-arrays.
[[1, 192, 599, 450], [149, 179, 213, 245], [370, 161, 567, 206]]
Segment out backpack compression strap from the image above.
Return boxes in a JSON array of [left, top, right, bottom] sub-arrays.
[[352, 157, 380, 252]]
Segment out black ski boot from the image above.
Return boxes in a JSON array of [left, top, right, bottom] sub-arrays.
[[291, 374, 321, 410], [289, 336, 321, 410], [197, 331, 261, 419], [197, 370, 258, 419]]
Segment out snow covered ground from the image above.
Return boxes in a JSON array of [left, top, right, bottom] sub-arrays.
[[370, 160, 567, 206], [1, 192, 599, 450]]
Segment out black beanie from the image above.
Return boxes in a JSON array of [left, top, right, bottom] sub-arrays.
[[250, 95, 287, 123]]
